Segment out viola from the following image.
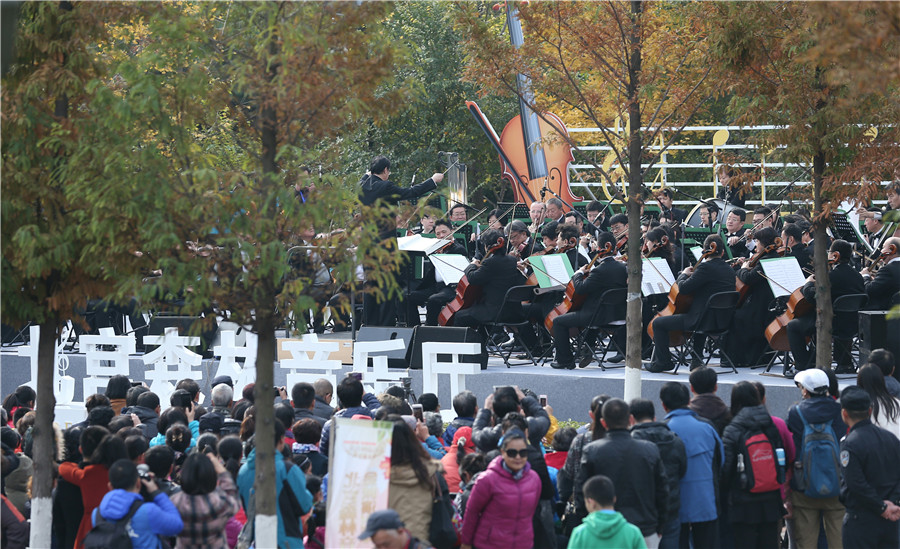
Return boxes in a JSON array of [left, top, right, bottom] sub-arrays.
[[438, 238, 505, 326], [543, 244, 612, 333], [647, 243, 719, 345]]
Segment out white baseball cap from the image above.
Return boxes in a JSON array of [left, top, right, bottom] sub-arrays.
[[795, 368, 830, 394]]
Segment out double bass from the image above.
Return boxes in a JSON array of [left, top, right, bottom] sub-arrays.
[[438, 238, 505, 326], [647, 243, 720, 346], [764, 287, 813, 351], [543, 242, 614, 333]]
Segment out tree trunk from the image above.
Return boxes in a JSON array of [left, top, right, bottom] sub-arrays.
[[624, 0, 644, 402], [253, 312, 279, 548], [812, 151, 833, 370], [31, 318, 59, 549]]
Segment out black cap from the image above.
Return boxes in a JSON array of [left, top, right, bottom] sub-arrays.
[[357, 509, 404, 540], [840, 386, 872, 412], [198, 413, 224, 434], [211, 375, 233, 388]]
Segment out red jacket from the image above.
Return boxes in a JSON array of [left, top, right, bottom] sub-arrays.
[[460, 456, 541, 547], [544, 450, 568, 471], [58, 462, 110, 549]]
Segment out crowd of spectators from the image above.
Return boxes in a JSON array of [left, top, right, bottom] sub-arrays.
[[3, 349, 900, 548]]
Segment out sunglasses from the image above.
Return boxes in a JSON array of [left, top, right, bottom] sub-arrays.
[[504, 448, 528, 458]]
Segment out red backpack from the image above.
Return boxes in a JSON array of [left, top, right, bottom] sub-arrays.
[[737, 427, 784, 493]]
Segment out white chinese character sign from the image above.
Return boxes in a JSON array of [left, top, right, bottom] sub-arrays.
[[213, 329, 258, 400], [142, 327, 202, 406], [81, 327, 136, 399], [280, 334, 342, 390], [17, 325, 76, 404]]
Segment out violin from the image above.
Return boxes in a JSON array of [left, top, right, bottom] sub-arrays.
[[525, 243, 573, 286], [438, 238, 505, 326], [543, 243, 614, 333], [735, 238, 784, 305], [647, 243, 719, 345]]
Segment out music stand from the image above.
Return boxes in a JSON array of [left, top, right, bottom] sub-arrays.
[[452, 221, 475, 257], [832, 211, 872, 254], [682, 227, 715, 249], [498, 202, 531, 221]]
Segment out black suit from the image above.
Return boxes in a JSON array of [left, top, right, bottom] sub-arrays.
[[453, 253, 526, 327], [789, 242, 812, 273], [724, 229, 750, 259], [649, 256, 736, 370], [723, 251, 782, 367], [552, 257, 627, 366], [359, 173, 438, 326], [866, 259, 900, 310], [406, 241, 467, 326], [787, 262, 865, 369]]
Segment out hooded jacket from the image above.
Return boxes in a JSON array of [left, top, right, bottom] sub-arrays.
[[129, 406, 160, 439], [389, 460, 441, 543], [92, 488, 183, 549], [689, 393, 732, 436], [631, 421, 687, 521], [568, 510, 646, 549], [460, 456, 542, 548], [722, 404, 786, 515]]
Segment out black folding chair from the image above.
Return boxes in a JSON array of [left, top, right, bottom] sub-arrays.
[[482, 285, 539, 368], [676, 291, 741, 374], [576, 288, 628, 370]]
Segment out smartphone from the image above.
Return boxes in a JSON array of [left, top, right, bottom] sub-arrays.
[[539, 394, 548, 407], [130, 381, 144, 388], [348, 372, 363, 382], [412, 404, 424, 422]]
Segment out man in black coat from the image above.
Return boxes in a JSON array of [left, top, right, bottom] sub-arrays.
[[862, 236, 900, 310], [838, 386, 900, 549], [452, 229, 526, 328], [649, 235, 736, 372], [574, 398, 669, 544], [550, 231, 626, 370], [359, 155, 443, 326], [788, 239, 865, 372]]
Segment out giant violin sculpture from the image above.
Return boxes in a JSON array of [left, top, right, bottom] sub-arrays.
[[438, 238, 506, 326], [465, 2, 582, 208], [543, 242, 615, 333], [647, 243, 720, 346]]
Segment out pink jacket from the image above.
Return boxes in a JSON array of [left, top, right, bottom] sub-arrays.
[[460, 455, 541, 548]]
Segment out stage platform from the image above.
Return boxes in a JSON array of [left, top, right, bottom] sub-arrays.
[[1, 340, 856, 426]]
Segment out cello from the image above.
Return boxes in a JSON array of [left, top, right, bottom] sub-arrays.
[[764, 251, 833, 351], [647, 242, 720, 346], [543, 242, 614, 333], [438, 237, 505, 326]]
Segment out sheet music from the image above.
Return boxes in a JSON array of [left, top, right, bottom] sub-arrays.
[[542, 254, 573, 286], [760, 256, 806, 298], [642, 257, 675, 296], [398, 235, 451, 254], [691, 246, 703, 261], [429, 254, 469, 285]]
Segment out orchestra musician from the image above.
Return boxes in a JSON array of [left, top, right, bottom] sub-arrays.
[[528, 201, 548, 234], [648, 234, 737, 372], [409, 219, 469, 327], [545, 198, 565, 224], [609, 213, 628, 253], [781, 222, 811, 273], [656, 188, 687, 225], [724, 227, 783, 367], [862, 207, 888, 250], [472, 208, 507, 257], [452, 229, 527, 330], [448, 203, 468, 222], [556, 224, 589, 269], [586, 200, 611, 235], [698, 202, 721, 230], [724, 208, 750, 259], [862, 236, 900, 310], [539, 222, 560, 253], [359, 155, 444, 326], [786, 239, 865, 374], [507, 220, 542, 261], [416, 214, 435, 235], [550, 231, 627, 370], [716, 164, 747, 208], [289, 225, 338, 333], [857, 181, 900, 238]]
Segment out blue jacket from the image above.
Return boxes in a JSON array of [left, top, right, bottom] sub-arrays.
[[92, 489, 183, 549], [422, 435, 446, 459], [665, 408, 723, 523], [237, 448, 314, 549], [318, 393, 380, 457], [148, 420, 200, 449]]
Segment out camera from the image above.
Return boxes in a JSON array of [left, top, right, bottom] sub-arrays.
[[137, 464, 152, 481]]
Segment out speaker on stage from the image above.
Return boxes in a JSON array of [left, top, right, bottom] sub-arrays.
[[405, 326, 487, 371], [356, 326, 415, 369]]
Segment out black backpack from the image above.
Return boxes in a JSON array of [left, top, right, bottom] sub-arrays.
[[83, 499, 143, 549]]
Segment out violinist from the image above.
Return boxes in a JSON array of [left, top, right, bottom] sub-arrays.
[[698, 202, 720, 230], [857, 182, 900, 238], [787, 239, 865, 373], [413, 220, 469, 327], [448, 203, 468, 222], [586, 200, 611, 235], [724, 227, 782, 367], [609, 214, 629, 255], [781, 223, 811, 273], [545, 198, 566, 224], [556, 224, 589, 269], [506, 220, 542, 261], [417, 214, 436, 235], [724, 208, 750, 259], [862, 236, 900, 311], [528, 201, 548, 235], [550, 231, 626, 370], [656, 188, 687, 225], [648, 234, 736, 372], [452, 229, 527, 330], [472, 209, 507, 258], [862, 207, 888, 250], [539, 222, 560, 253]]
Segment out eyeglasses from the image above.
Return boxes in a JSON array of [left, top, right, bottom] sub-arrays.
[[504, 448, 527, 458]]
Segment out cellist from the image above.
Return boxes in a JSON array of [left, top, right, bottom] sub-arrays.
[[786, 239, 864, 373], [550, 231, 626, 370], [648, 235, 735, 373]]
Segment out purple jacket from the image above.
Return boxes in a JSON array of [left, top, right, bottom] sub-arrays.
[[460, 456, 541, 548]]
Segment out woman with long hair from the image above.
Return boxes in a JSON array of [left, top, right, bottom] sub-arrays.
[[170, 452, 240, 549], [460, 428, 541, 548], [722, 381, 786, 549], [857, 364, 900, 438], [441, 426, 475, 494], [388, 416, 442, 544]]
